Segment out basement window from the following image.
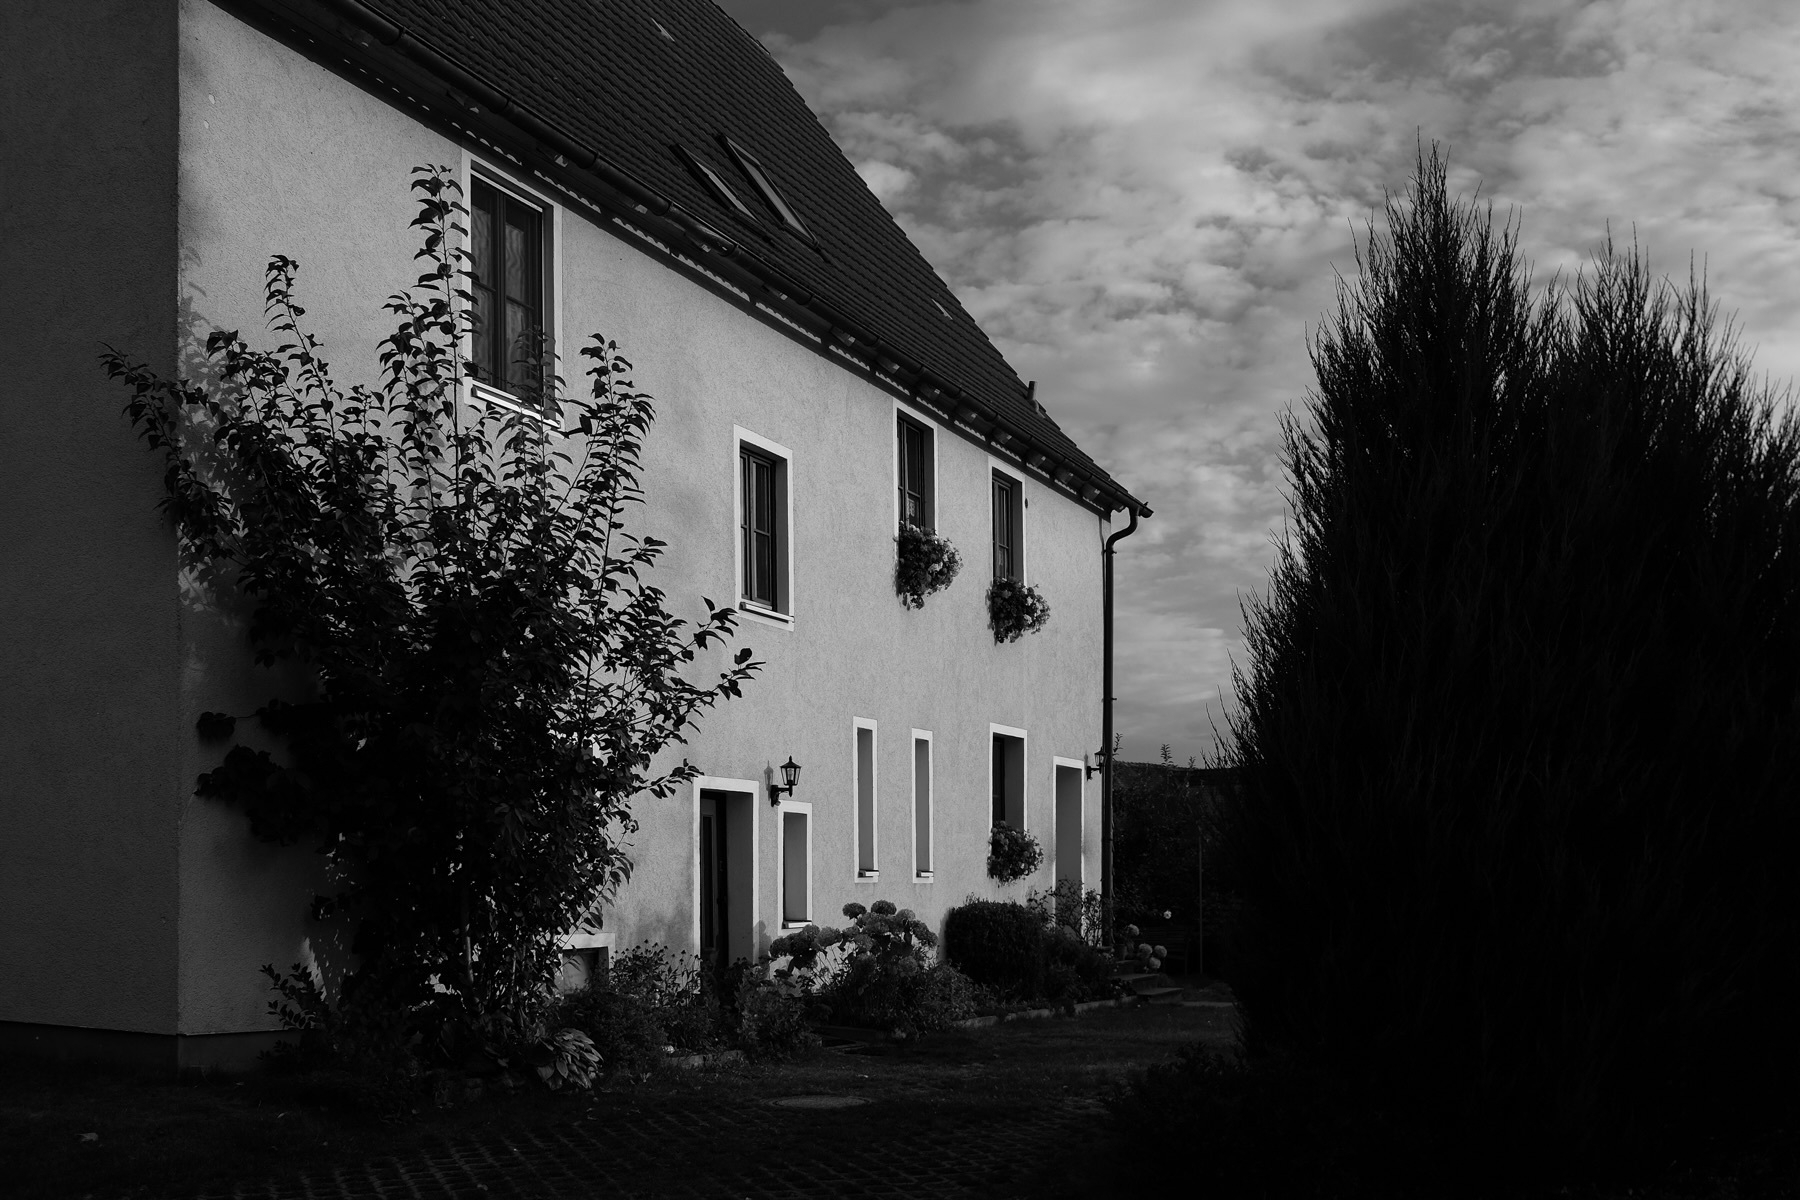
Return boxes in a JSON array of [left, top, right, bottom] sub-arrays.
[[721, 136, 814, 243]]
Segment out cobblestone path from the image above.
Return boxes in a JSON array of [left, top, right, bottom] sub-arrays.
[[200, 1092, 1105, 1199]]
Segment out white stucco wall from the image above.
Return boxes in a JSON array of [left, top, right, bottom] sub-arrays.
[[6, 0, 1112, 1042]]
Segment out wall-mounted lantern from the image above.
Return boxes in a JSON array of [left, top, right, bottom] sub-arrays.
[[768, 756, 801, 805]]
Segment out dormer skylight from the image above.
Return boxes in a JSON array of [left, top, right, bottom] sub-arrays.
[[674, 145, 760, 224], [720, 136, 814, 243]]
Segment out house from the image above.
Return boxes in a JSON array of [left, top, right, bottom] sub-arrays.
[[0, 0, 1147, 1071]]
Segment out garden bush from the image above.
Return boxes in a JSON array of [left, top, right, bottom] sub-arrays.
[[943, 899, 1046, 999], [731, 971, 819, 1061], [821, 901, 976, 1034], [1214, 146, 1800, 1169], [605, 941, 721, 1052], [108, 166, 760, 1056], [1039, 924, 1115, 1002], [549, 986, 665, 1076]]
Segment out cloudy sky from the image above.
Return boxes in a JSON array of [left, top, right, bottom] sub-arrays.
[[719, 0, 1800, 765]]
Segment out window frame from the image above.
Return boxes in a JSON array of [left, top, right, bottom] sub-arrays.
[[990, 466, 1026, 583], [732, 426, 795, 628], [911, 729, 934, 881], [895, 409, 937, 533], [1051, 756, 1087, 894], [462, 163, 559, 417], [778, 799, 814, 928], [853, 717, 878, 882], [989, 722, 1028, 832]]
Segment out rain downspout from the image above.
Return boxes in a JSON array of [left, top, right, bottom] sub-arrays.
[[1101, 500, 1147, 947]]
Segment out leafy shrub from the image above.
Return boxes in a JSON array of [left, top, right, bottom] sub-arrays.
[[532, 1028, 600, 1091], [107, 166, 760, 1051], [821, 901, 976, 1034], [732, 970, 819, 1061], [1040, 924, 1117, 1002], [550, 986, 665, 1076], [987, 576, 1050, 642], [986, 821, 1043, 884], [895, 523, 962, 609], [608, 941, 707, 1009], [767, 923, 843, 977], [1216, 147, 1800, 1167], [943, 899, 1045, 999], [1024, 880, 1107, 947]]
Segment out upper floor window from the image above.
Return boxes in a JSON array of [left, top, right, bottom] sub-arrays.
[[734, 427, 792, 623], [741, 446, 778, 607], [897, 416, 932, 530], [992, 471, 1023, 581], [469, 178, 549, 399]]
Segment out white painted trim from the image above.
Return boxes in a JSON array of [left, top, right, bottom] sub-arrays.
[[732, 425, 797, 629], [777, 799, 815, 926], [691, 775, 761, 957], [852, 717, 878, 882], [986, 457, 1029, 584], [911, 728, 935, 880], [988, 722, 1029, 834]]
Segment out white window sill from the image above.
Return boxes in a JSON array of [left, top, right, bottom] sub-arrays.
[[780, 920, 814, 930], [466, 379, 556, 426], [914, 871, 934, 882], [856, 869, 879, 883], [737, 601, 794, 630]]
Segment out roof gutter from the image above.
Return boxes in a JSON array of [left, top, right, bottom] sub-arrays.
[[1101, 500, 1149, 945]]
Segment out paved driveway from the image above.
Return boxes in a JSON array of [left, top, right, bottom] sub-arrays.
[[198, 997, 1238, 1200]]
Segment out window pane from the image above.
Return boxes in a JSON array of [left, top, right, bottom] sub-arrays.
[[741, 450, 778, 607], [857, 726, 876, 874], [504, 214, 529, 298], [914, 737, 931, 874], [992, 734, 1006, 826], [740, 451, 753, 599], [993, 478, 1015, 580], [782, 811, 809, 923], [470, 188, 496, 382]]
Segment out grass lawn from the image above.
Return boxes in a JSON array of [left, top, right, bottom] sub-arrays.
[[1, 996, 1238, 1200]]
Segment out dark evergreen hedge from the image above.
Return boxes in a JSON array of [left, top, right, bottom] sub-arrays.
[[1214, 147, 1800, 1171]]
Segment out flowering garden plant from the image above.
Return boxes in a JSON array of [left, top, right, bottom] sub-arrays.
[[987, 821, 1045, 883], [895, 523, 962, 609], [987, 576, 1050, 642]]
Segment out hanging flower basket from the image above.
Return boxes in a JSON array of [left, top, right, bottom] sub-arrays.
[[987, 576, 1050, 643], [987, 821, 1044, 883], [895, 523, 962, 609]]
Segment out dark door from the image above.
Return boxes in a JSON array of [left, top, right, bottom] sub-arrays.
[[698, 791, 730, 971]]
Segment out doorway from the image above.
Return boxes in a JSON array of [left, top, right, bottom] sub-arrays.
[[698, 787, 756, 972]]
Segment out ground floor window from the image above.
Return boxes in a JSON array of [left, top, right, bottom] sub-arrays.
[[780, 802, 812, 925], [913, 731, 933, 878]]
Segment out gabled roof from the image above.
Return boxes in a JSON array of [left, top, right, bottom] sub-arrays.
[[254, 0, 1142, 514]]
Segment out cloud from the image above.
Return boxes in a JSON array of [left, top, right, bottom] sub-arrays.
[[730, 0, 1800, 761]]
